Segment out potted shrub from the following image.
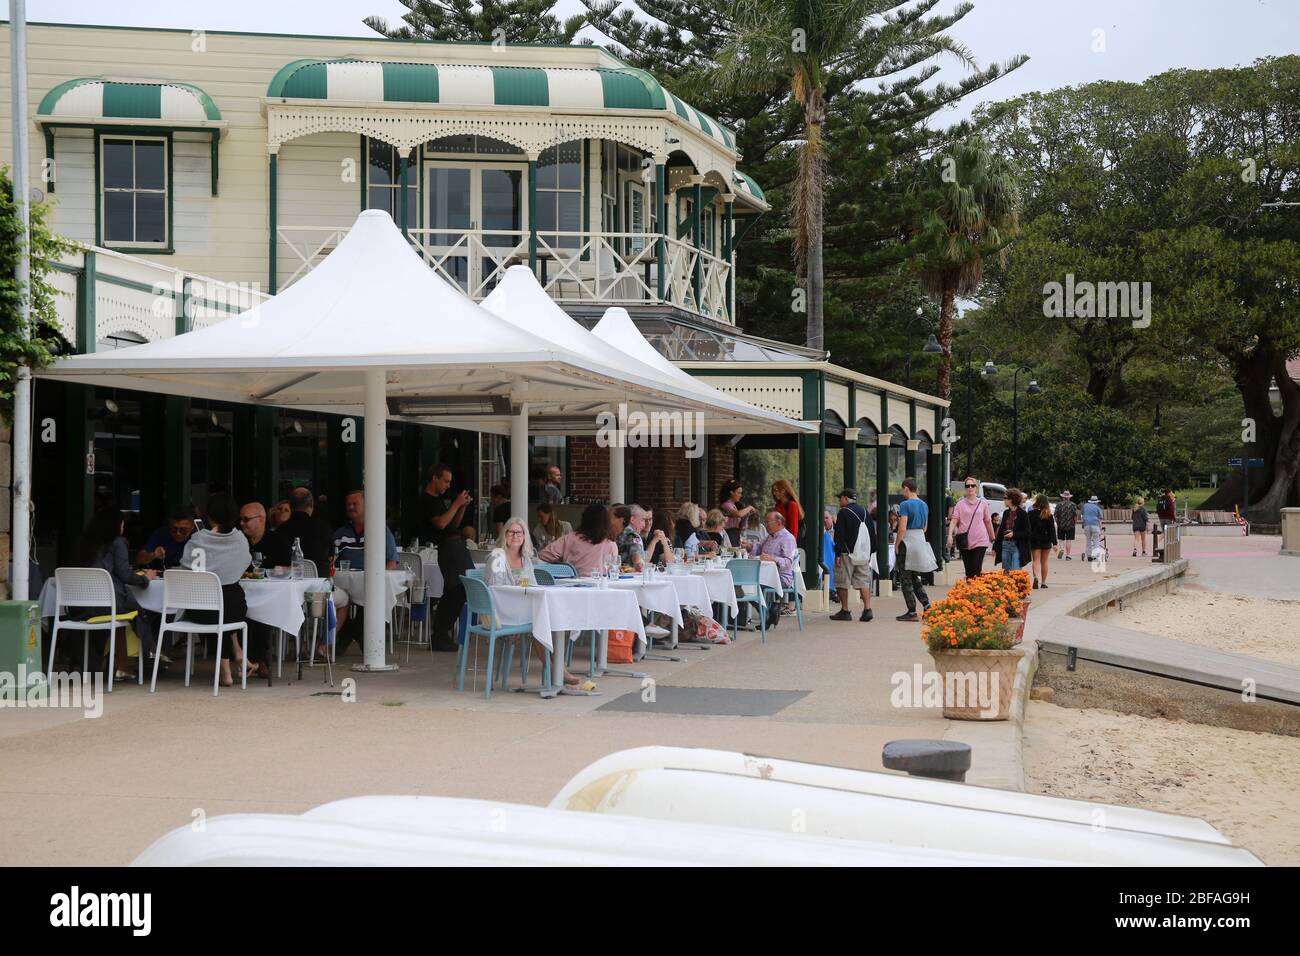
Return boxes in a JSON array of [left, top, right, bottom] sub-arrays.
[[920, 572, 1027, 720]]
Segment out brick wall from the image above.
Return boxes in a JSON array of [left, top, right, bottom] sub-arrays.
[[631, 445, 691, 514], [709, 437, 736, 503], [566, 435, 612, 501]]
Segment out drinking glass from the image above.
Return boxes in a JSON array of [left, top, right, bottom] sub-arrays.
[[338, 559, 351, 573]]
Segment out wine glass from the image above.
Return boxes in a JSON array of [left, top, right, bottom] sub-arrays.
[[251, 552, 263, 576]]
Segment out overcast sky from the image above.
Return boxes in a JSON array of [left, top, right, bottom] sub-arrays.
[[24, 0, 1300, 126]]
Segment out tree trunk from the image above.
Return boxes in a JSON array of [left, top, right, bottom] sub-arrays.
[[937, 280, 956, 400], [1247, 352, 1300, 523], [807, 199, 824, 351]]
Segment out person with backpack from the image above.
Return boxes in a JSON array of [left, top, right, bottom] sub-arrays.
[[830, 488, 875, 623], [894, 477, 937, 622]]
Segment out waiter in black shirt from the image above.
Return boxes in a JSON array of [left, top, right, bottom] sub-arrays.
[[421, 463, 475, 652]]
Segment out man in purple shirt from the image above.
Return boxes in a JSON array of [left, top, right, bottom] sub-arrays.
[[752, 510, 796, 588], [738, 510, 796, 629]]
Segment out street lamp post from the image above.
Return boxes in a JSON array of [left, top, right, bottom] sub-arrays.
[[958, 344, 998, 477], [1011, 365, 1041, 488], [901, 307, 943, 391]]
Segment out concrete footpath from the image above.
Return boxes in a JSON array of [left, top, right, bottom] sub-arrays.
[[0, 547, 1149, 865]]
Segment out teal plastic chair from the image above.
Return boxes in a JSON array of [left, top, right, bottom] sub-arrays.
[[726, 559, 773, 643], [534, 562, 575, 579], [531, 567, 556, 586], [456, 575, 533, 699], [785, 550, 805, 631]]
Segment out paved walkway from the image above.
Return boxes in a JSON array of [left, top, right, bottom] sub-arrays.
[[0, 547, 1150, 865], [1181, 533, 1298, 601]]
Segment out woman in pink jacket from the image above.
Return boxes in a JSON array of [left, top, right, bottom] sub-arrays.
[[539, 503, 619, 576]]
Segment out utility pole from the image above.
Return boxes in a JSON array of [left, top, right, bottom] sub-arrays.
[[9, 0, 33, 600]]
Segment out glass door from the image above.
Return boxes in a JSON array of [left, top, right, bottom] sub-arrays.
[[425, 162, 525, 295], [425, 164, 472, 290]]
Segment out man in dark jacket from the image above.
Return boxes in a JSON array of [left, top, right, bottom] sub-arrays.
[[830, 488, 875, 622], [276, 487, 333, 575]]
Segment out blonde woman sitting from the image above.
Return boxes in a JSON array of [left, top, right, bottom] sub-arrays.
[[485, 516, 585, 689]]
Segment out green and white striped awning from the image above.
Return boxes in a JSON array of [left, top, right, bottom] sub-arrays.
[[732, 170, 767, 210], [267, 58, 736, 152], [37, 78, 224, 127]]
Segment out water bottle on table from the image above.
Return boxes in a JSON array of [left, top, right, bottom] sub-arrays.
[[291, 538, 306, 580]]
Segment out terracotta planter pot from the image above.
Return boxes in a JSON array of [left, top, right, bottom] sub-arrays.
[[928, 647, 1025, 720]]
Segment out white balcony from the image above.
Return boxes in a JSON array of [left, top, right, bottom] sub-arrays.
[[276, 226, 734, 325]]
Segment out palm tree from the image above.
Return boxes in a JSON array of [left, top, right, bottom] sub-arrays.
[[910, 136, 1020, 399], [712, 0, 1010, 353]]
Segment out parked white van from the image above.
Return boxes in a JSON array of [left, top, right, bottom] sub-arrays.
[[950, 480, 1008, 520]]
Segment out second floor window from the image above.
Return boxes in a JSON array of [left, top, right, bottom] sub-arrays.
[[537, 141, 581, 250], [101, 137, 167, 248]]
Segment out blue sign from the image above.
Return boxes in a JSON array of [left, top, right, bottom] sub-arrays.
[[1249, 457, 1265, 467], [1228, 458, 1242, 466]]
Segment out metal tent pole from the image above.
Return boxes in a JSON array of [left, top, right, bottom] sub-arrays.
[[357, 368, 397, 672], [9, 0, 33, 600]]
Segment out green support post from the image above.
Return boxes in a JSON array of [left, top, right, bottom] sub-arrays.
[[399, 148, 410, 236], [255, 407, 279, 507], [210, 130, 219, 196], [63, 253, 98, 549], [929, 443, 946, 570], [691, 180, 702, 305], [876, 398, 891, 594], [797, 370, 823, 591], [723, 198, 734, 321], [906, 400, 918, 478], [268, 152, 278, 294], [44, 126, 55, 194], [164, 397, 192, 509], [528, 158, 538, 271], [843, 385, 857, 497], [876, 435, 891, 596], [656, 162, 667, 302]]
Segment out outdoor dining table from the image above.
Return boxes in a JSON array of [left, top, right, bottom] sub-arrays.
[[38, 575, 329, 638], [608, 572, 714, 650], [331, 569, 410, 616], [488, 582, 646, 697]]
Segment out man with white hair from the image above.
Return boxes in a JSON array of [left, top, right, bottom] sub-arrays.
[[614, 504, 646, 571]]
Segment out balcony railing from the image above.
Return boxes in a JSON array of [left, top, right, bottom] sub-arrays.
[[276, 227, 733, 324]]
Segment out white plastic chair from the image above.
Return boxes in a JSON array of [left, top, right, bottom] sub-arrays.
[[151, 569, 248, 697], [49, 567, 138, 693]]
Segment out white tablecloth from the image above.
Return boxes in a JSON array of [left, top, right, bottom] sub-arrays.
[[39, 576, 328, 637], [606, 578, 685, 628], [489, 585, 645, 654], [332, 569, 409, 615], [416, 548, 443, 598], [686, 568, 740, 615]]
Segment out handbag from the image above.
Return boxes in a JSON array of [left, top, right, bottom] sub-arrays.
[[954, 500, 980, 552]]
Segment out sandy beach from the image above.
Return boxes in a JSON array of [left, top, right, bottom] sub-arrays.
[[1024, 701, 1300, 865], [1107, 587, 1300, 668]]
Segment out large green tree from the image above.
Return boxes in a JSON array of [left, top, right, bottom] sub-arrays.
[[366, 0, 586, 43], [907, 135, 1020, 400], [709, 0, 1023, 353], [584, 0, 1024, 357], [976, 57, 1300, 519]]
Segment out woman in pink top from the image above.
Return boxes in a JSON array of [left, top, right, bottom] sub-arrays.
[[946, 476, 996, 579], [718, 480, 756, 547], [539, 503, 619, 576]]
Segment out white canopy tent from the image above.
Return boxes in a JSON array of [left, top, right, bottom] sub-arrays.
[[461, 267, 812, 498], [36, 210, 769, 670]]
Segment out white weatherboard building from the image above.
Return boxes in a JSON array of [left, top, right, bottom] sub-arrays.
[[1, 20, 947, 588]]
